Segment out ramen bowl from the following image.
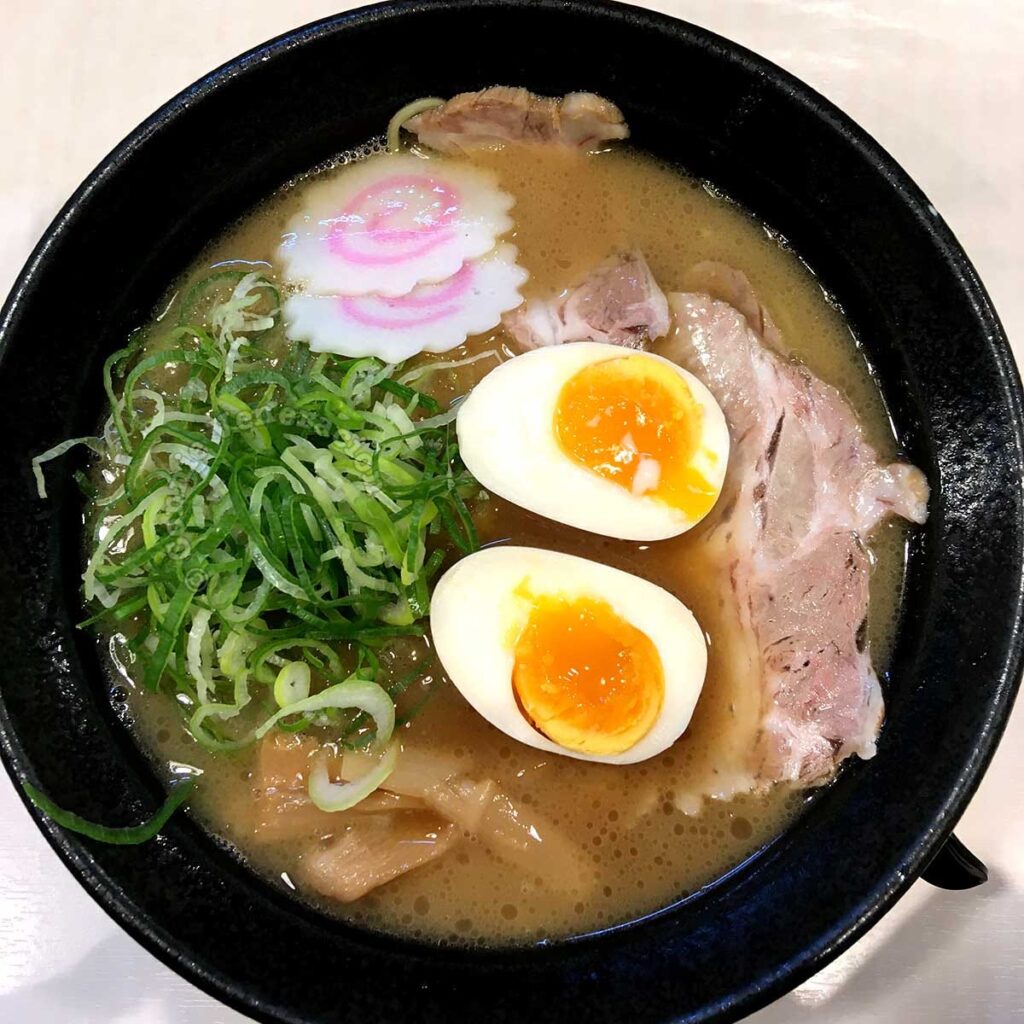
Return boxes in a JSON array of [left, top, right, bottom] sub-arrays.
[[0, 2, 1021, 1022]]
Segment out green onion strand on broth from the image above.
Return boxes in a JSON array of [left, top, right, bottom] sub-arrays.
[[23, 778, 197, 846], [31, 269, 484, 835]]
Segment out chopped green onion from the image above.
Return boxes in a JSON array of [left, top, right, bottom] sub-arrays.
[[309, 740, 399, 812], [274, 661, 311, 707], [32, 437, 103, 498], [34, 269, 486, 805], [377, 377, 441, 413], [23, 778, 196, 845], [397, 349, 501, 387], [255, 678, 395, 747]]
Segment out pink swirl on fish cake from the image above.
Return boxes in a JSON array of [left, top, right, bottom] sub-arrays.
[[327, 174, 460, 268], [335, 262, 475, 330]]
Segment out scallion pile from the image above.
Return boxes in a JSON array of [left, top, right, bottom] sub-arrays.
[[34, 269, 482, 814]]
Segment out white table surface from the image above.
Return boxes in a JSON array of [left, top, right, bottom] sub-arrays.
[[2, 2, 1022, 1021]]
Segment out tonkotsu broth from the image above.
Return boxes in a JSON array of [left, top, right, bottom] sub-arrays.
[[112, 139, 907, 945]]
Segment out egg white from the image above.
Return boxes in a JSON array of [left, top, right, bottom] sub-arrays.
[[456, 342, 730, 541], [429, 546, 707, 765]]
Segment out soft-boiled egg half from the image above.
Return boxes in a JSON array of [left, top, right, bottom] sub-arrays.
[[429, 546, 707, 764], [456, 342, 730, 541]]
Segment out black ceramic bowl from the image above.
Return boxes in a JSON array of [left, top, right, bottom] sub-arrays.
[[1, 2, 1021, 1022]]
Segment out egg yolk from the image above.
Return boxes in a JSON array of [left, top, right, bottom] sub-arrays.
[[553, 355, 718, 519], [511, 591, 664, 756]]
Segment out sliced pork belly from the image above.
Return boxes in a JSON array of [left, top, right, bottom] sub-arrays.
[[684, 260, 783, 350], [405, 87, 629, 153], [503, 251, 670, 350], [655, 265, 928, 785]]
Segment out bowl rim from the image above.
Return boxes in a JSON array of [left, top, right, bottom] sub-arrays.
[[1, 1, 1022, 1022]]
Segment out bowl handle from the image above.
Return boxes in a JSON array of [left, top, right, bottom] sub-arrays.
[[921, 833, 988, 890]]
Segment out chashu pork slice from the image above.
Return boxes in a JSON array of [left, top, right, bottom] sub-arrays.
[[503, 250, 670, 350], [656, 263, 928, 786], [405, 86, 629, 153]]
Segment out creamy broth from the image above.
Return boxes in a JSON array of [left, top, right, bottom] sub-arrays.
[[106, 139, 906, 944]]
